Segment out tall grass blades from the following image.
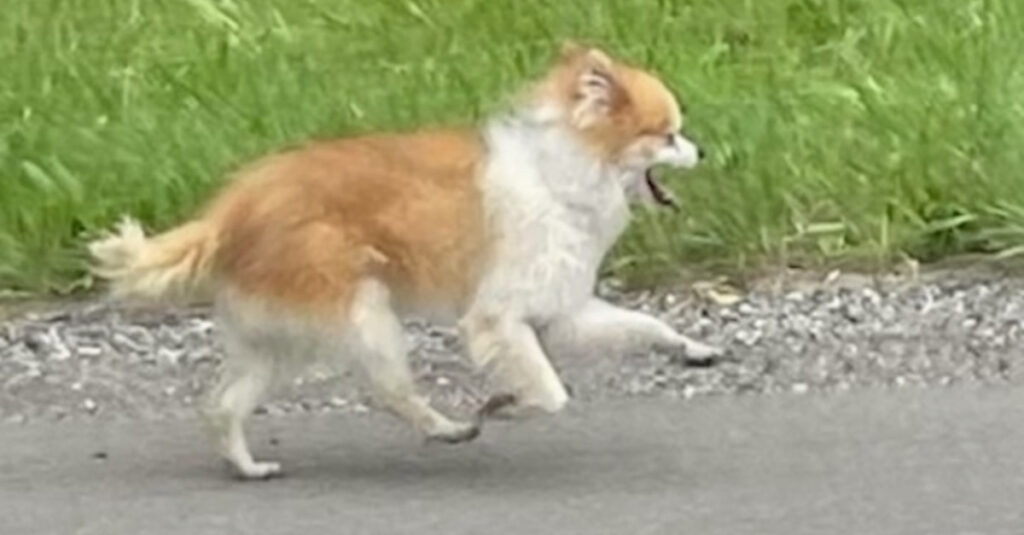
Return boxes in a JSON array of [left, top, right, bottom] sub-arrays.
[[1, 0, 1022, 293]]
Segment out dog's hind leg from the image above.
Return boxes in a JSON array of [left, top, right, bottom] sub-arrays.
[[348, 279, 479, 443], [202, 330, 282, 480]]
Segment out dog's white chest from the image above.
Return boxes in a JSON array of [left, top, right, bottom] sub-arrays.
[[472, 119, 631, 318]]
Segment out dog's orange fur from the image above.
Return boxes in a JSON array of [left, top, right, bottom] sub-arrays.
[[201, 129, 489, 313], [92, 129, 488, 315]]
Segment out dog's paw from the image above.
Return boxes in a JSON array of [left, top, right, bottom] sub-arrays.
[[673, 339, 729, 367], [235, 461, 283, 480], [425, 420, 481, 445], [683, 339, 725, 360], [476, 393, 518, 421]]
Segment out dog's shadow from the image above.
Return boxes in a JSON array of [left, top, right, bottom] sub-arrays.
[[226, 416, 682, 491], [272, 433, 594, 486]]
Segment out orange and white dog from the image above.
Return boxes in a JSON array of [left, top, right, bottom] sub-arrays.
[[89, 42, 721, 479]]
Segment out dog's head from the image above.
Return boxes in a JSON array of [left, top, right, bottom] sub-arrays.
[[526, 42, 702, 208]]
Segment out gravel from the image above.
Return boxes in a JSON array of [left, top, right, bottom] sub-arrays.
[[1, 268, 1022, 424]]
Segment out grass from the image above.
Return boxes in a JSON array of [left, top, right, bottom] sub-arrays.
[[2, 0, 1024, 294]]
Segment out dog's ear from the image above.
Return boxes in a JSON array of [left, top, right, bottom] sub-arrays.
[[570, 47, 624, 127], [558, 39, 587, 61], [557, 40, 612, 68]]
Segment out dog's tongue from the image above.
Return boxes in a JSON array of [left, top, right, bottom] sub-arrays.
[[644, 169, 679, 210]]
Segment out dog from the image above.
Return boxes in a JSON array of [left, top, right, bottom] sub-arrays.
[[89, 41, 722, 479]]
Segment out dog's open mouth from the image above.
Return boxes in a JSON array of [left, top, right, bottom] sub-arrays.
[[644, 168, 679, 210]]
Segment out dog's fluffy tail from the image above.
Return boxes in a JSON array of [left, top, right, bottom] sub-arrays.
[[88, 217, 219, 300]]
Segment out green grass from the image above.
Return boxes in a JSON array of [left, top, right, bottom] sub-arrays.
[[2, 0, 1024, 293]]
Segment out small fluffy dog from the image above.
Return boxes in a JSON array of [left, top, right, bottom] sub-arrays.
[[89, 42, 722, 479]]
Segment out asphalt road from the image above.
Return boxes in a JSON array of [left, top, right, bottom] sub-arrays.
[[2, 386, 1022, 535]]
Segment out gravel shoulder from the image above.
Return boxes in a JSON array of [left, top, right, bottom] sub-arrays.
[[1, 268, 1022, 424]]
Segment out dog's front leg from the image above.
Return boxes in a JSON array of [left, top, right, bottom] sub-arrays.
[[540, 298, 723, 361], [460, 313, 569, 418]]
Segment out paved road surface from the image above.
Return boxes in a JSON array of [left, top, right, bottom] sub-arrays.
[[2, 386, 1022, 535]]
